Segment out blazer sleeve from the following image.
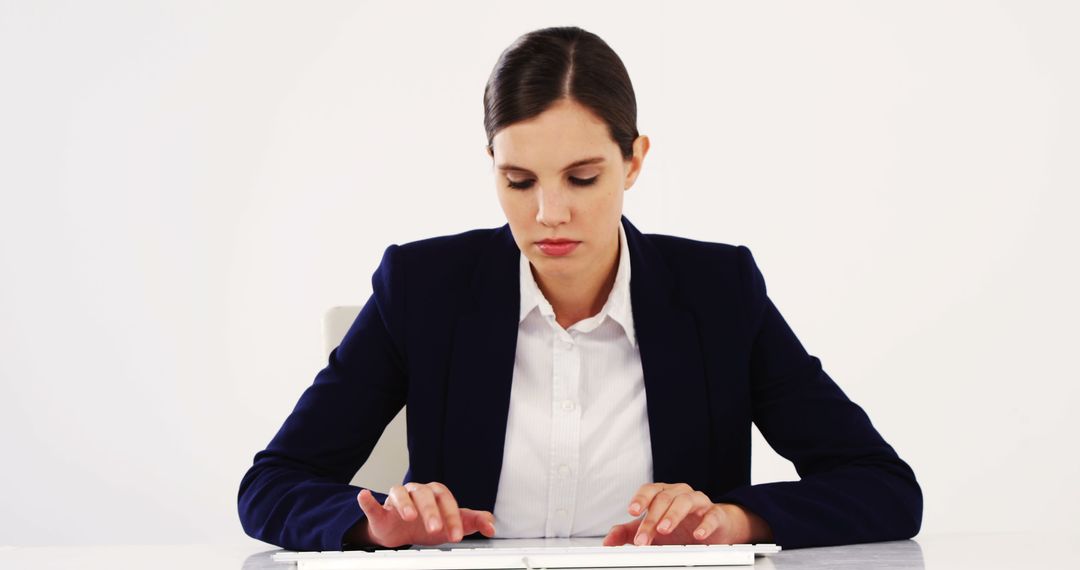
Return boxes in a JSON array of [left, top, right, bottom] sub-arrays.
[[237, 245, 408, 551], [715, 245, 923, 548]]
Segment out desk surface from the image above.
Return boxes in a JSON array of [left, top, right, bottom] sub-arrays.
[[1, 533, 1076, 569]]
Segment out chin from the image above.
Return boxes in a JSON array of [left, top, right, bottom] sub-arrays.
[[530, 255, 577, 277]]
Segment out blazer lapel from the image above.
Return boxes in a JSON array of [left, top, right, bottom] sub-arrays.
[[442, 225, 521, 513], [622, 216, 712, 492]]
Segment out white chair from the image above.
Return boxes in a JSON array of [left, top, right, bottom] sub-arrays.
[[323, 306, 410, 493]]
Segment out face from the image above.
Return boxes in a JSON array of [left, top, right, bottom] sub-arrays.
[[488, 98, 650, 287]]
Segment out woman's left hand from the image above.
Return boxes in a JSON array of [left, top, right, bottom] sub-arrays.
[[601, 482, 772, 546]]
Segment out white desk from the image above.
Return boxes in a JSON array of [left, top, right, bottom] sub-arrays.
[[1, 533, 1076, 569]]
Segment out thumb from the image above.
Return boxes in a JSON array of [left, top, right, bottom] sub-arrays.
[[357, 489, 388, 526], [602, 520, 638, 546], [461, 509, 496, 537]]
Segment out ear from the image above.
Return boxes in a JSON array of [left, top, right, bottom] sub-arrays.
[[623, 135, 650, 190]]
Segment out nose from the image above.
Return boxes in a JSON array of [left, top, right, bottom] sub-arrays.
[[535, 183, 571, 227]]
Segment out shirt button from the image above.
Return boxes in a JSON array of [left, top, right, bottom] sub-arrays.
[[556, 509, 567, 517], [558, 464, 571, 477], [561, 400, 575, 411]]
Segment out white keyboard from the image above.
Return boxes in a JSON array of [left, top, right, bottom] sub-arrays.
[[272, 541, 781, 569]]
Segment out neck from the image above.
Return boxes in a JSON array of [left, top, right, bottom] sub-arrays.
[[533, 234, 621, 330]]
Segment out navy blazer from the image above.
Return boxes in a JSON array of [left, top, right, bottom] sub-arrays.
[[237, 216, 922, 551]]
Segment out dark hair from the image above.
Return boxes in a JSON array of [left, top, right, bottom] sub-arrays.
[[483, 26, 639, 161]]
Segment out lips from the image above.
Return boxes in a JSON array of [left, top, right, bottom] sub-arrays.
[[536, 239, 580, 257]]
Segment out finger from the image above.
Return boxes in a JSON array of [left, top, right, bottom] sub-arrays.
[[461, 509, 497, 537], [357, 489, 388, 524], [657, 492, 712, 536], [627, 483, 665, 516], [692, 505, 728, 542], [602, 521, 637, 547], [635, 489, 681, 545], [628, 482, 693, 516], [386, 485, 419, 522], [432, 484, 464, 542], [408, 484, 443, 534]]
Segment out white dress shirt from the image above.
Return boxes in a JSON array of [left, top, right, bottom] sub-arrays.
[[492, 222, 653, 538]]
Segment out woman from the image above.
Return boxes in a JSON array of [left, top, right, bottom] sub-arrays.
[[237, 26, 922, 552]]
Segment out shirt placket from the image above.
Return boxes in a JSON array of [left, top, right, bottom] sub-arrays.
[[545, 321, 581, 537]]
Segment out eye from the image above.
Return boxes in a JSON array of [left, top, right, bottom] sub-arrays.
[[570, 175, 599, 186], [507, 178, 534, 190]]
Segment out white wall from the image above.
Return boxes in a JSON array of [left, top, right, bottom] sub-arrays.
[[1, 0, 1077, 546]]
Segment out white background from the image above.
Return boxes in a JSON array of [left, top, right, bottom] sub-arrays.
[[1, 0, 1077, 547]]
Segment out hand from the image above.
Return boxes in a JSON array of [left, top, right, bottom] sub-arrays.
[[353, 482, 496, 548], [602, 482, 772, 547]]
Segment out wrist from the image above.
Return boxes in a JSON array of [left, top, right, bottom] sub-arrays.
[[718, 503, 773, 544], [344, 518, 378, 547]]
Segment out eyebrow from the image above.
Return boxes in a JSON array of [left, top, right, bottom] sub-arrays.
[[496, 156, 606, 174]]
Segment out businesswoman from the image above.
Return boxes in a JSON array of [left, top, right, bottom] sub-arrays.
[[237, 26, 922, 552]]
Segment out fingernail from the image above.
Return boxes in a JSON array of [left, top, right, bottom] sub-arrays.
[[634, 533, 648, 546], [695, 528, 706, 539], [427, 518, 439, 532], [630, 502, 640, 513], [404, 506, 415, 518], [658, 520, 670, 532]]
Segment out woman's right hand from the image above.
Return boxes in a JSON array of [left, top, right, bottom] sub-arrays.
[[354, 482, 497, 547]]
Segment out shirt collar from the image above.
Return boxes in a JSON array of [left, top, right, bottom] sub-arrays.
[[518, 222, 637, 348]]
